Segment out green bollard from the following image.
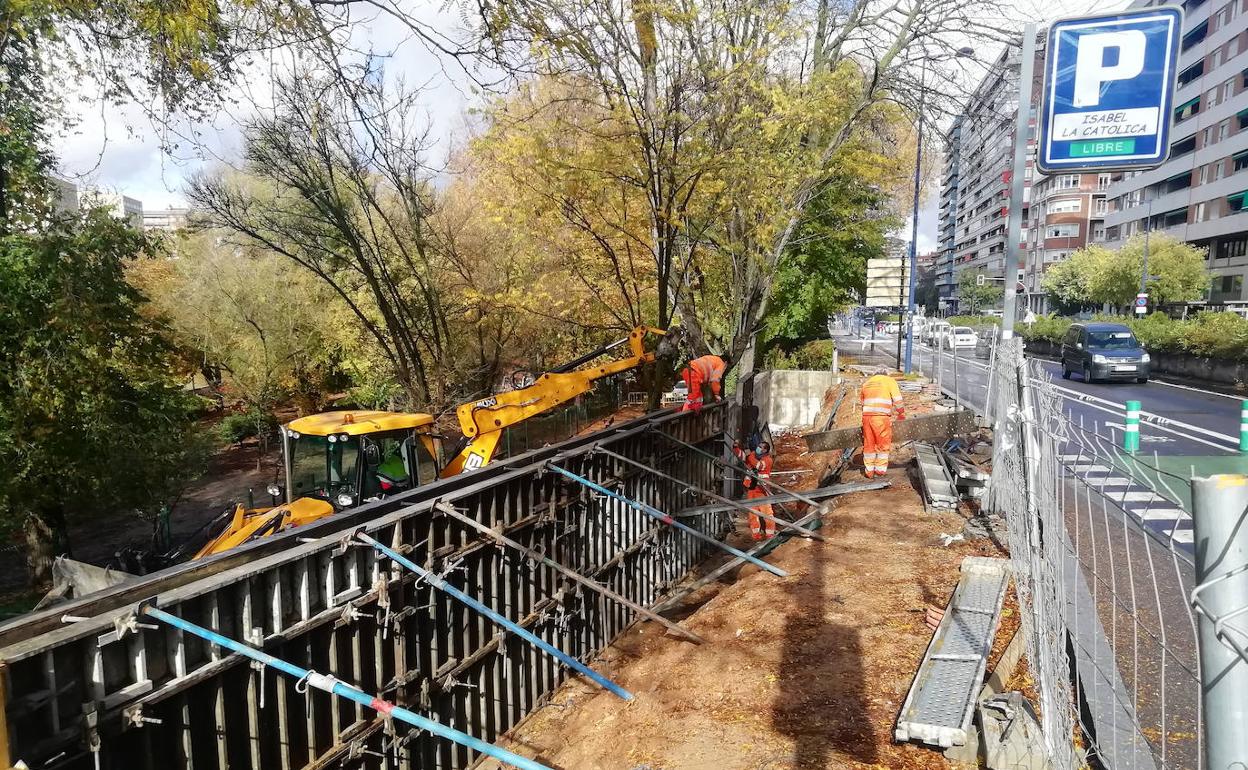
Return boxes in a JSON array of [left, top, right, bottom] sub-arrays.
[[1124, 400, 1141, 454], [1241, 400, 1248, 453]]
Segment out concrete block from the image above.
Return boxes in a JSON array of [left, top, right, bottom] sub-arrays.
[[753, 369, 840, 430]]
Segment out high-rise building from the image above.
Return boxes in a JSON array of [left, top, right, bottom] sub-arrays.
[[1023, 170, 1113, 312], [1101, 0, 1248, 304], [936, 43, 1038, 314]]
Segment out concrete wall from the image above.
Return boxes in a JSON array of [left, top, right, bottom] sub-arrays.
[[753, 369, 840, 430]]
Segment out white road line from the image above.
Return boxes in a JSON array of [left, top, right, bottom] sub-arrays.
[[1117, 490, 1162, 503], [1146, 377, 1243, 401], [1050, 391, 1237, 453], [1090, 477, 1133, 487], [1048, 381, 1238, 448], [1170, 530, 1194, 544], [1067, 464, 1115, 473], [1137, 508, 1191, 521]]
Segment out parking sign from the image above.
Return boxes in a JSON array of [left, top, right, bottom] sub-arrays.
[[1038, 7, 1183, 173]]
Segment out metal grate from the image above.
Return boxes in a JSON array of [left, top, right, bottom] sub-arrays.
[[895, 556, 1010, 748]]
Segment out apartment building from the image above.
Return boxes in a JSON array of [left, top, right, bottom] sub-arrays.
[[1101, 0, 1248, 302], [1023, 171, 1112, 311], [936, 43, 1039, 313], [143, 207, 192, 232]]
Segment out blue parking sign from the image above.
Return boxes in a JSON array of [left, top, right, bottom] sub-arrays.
[[1038, 7, 1183, 173]]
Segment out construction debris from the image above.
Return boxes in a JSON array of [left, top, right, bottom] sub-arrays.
[[942, 445, 989, 500], [802, 409, 978, 452], [914, 442, 959, 511], [895, 556, 1011, 749]]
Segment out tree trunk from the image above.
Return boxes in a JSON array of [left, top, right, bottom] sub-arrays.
[[23, 511, 57, 592]]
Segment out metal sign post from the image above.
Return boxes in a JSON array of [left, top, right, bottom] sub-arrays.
[[1037, 7, 1183, 174], [1002, 25, 1037, 339]]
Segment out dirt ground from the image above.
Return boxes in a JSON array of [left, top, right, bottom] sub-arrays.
[[479, 421, 1012, 770]]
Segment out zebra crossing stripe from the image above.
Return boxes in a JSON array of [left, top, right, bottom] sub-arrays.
[[1117, 490, 1162, 503]]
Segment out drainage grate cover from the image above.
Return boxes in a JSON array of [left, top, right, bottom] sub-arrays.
[[895, 556, 1011, 748]]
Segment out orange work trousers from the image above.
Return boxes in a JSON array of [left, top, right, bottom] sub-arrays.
[[862, 414, 894, 475], [746, 487, 775, 539]]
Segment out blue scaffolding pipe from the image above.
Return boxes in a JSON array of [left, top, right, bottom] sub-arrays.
[[355, 532, 634, 701], [141, 605, 554, 770], [546, 464, 788, 578]]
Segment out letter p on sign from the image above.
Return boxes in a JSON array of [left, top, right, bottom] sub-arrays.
[[1074, 31, 1146, 107]]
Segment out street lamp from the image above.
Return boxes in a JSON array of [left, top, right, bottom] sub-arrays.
[[904, 46, 976, 374]]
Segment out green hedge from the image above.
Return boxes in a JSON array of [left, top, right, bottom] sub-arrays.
[[944, 315, 1001, 329], [1019, 312, 1248, 360], [765, 339, 838, 370]]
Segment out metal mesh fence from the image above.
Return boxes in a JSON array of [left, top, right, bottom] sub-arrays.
[[986, 338, 1204, 770]]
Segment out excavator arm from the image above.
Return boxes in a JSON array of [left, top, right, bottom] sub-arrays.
[[441, 326, 665, 476]]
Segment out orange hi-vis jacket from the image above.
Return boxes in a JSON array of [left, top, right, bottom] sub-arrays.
[[687, 355, 726, 399], [861, 374, 905, 418]]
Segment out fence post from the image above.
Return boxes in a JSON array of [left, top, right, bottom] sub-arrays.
[[1240, 400, 1248, 453], [1191, 475, 1248, 770], [1124, 400, 1141, 454]]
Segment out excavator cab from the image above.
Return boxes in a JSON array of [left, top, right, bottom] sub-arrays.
[[282, 411, 442, 510]]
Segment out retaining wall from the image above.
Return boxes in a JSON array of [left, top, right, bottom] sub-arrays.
[[753, 369, 840, 430]]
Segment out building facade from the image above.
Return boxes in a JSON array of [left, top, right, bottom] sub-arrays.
[[1101, 0, 1248, 303], [1023, 171, 1112, 311], [143, 207, 192, 232], [936, 43, 1039, 313]]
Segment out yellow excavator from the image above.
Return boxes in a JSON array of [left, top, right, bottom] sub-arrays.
[[191, 326, 667, 559]]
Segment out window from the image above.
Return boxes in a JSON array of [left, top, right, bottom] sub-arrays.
[[1196, 202, 1207, 221], [1097, 173, 1112, 190], [1221, 237, 1248, 259], [1047, 198, 1082, 213], [1178, 96, 1203, 121], [1056, 175, 1080, 189], [1093, 223, 1106, 241], [1211, 275, 1244, 302], [1183, 0, 1207, 10], [1238, 109, 1248, 131], [1179, 60, 1206, 85], [1159, 208, 1188, 228], [1095, 198, 1109, 215], [1172, 136, 1197, 156], [1229, 191, 1248, 213], [1046, 223, 1080, 238], [1220, 120, 1230, 142], [1183, 21, 1209, 51], [1214, 160, 1226, 181], [1165, 171, 1194, 193], [1236, 151, 1248, 173]]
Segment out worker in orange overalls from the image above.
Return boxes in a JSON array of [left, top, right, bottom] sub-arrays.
[[742, 441, 775, 540], [680, 354, 727, 412], [860, 373, 906, 478]]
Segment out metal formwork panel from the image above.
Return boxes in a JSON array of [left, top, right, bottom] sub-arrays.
[[0, 408, 731, 770], [895, 556, 1010, 748]]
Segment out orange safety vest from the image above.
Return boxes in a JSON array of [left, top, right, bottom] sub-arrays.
[[743, 451, 772, 489], [688, 355, 726, 395], [861, 374, 904, 417]]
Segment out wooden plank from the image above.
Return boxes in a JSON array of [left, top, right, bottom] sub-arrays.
[[802, 410, 978, 452]]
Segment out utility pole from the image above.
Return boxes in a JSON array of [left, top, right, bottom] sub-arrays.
[[1002, 25, 1037, 339], [903, 61, 927, 374]]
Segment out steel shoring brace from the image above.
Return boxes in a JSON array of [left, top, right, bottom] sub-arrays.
[[433, 502, 707, 645], [546, 464, 788, 578], [594, 448, 827, 543], [139, 605, 554, 770], [354, 532, 633, 701], [652, 429, 826, 511]]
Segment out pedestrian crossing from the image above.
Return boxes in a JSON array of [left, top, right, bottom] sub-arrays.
[[1058, 455, 1193, 546]]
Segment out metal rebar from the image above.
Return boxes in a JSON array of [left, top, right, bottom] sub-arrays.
[[546, 464, 787, 578], [652, 430, 825, 511], [433, 502, 706, 644], [355, 532, 633, 701], [141, 605, 554, 770], [594, 448, 826, 542]]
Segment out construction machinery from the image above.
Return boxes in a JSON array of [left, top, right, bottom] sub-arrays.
[[189, 326, 667, 559]]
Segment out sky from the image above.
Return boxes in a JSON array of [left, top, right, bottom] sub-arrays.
[[56, 0, 1126, 246]]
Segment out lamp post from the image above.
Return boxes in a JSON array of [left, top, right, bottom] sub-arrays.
[[905, 46, 975, 374]]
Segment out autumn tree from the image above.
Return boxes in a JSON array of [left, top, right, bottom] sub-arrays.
[[464, 0, 1011, 370], [1043, 233, 1207, 310], [957, 270, 1003, 313]]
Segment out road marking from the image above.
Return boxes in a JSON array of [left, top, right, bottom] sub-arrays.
[[1146, 377, 1243, 401], [1170, 529, 1194, 544], [1117, 490, 1162, 503], [1137, 507, 1190, 521], [1048, 381, 1238, 448]]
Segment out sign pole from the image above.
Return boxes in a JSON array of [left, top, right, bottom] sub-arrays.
[[1001, 23, 1036, 340]]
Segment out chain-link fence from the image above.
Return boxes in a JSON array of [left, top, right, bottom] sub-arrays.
[[986, 338, 1218, 770]]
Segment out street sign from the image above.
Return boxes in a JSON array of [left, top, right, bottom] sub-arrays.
[[1135, 292, 1148, 314], [1038, 7, 1183, 173], [865, 257, 907, 308]]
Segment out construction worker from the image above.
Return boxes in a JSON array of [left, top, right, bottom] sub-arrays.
[[742, 441, 775, 540], [680, 354, 728, 412], [860, 373, 906, 478]]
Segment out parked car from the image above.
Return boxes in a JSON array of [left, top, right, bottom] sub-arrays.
[[663, 381, 689, 403], [883, 321, 900, 334], [923, 321, 950, 344], [1060, 322, 1150, 383], [941, 326, 979, 349]]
